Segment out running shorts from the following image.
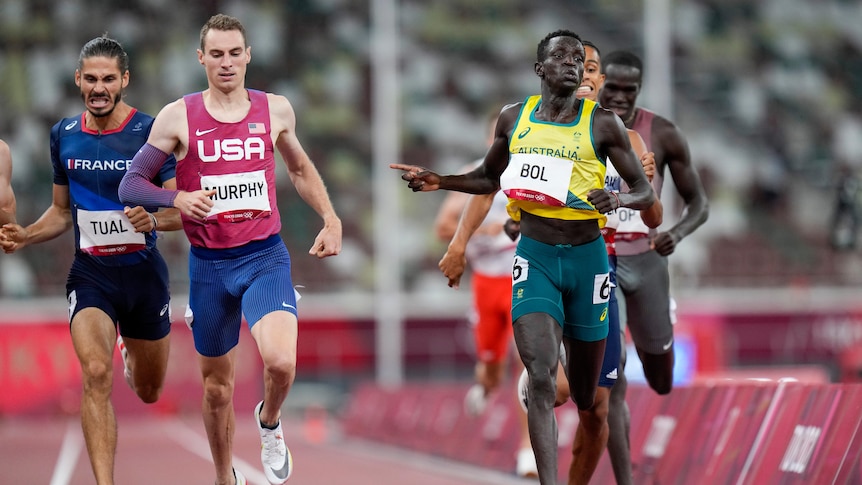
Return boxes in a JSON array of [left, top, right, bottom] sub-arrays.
[[511, 235, 610, 342], [187, 236, 296, 357], [66, 250, 171, 340], [470, 272, 514, 364], [598, 254, 620, 387], [616, 250, 673, 355]]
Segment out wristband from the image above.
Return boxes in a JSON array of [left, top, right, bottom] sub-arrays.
[[610, 191, 621, 209], [148, 213, 158, 231]]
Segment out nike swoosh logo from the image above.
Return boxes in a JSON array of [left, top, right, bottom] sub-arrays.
[[662, 338, 674, 351], [195, 127, 218, 136], [270, 453, 292, 480]]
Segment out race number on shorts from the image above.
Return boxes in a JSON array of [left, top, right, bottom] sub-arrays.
[[593, 273, 611, 304]]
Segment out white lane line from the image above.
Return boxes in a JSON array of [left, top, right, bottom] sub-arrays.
[[164, 418, 269, 485], [50, 420, 83, 485]]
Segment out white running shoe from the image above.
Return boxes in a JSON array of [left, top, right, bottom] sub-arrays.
[[517, 368, 529, 413], [233, 467, 247, 485], [255, 401, 293, 484], [516, 447, 539, 478], [463, 384, 488, 416], [116, 335, 132, 387]]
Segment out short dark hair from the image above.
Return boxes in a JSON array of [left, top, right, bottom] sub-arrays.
[[200, 13, 247, 50], [602, 50, 643, 77], [581, 40, 600, 58], [78, 35, 129, 72], [537, 29, 582, 63]]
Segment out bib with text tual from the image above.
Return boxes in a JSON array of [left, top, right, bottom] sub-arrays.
[[77, 209, 146, 256]]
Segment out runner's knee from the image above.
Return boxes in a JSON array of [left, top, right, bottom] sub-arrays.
[[526, 366, 557, 409], [80, 358, 113, 392], [133, 382, 163, 404]]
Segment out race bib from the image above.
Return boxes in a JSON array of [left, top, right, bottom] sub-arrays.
[[606, 157, 650, 236], [201, 170, 272, 223], [616, 207, 650, 235], [512, 255, 529, 284], [77, 209, 145, 256], [593, 272, 611, 304], [500, 153, 573, 206]]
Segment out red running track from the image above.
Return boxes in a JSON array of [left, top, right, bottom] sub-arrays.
[[0, 413, 538, 485]]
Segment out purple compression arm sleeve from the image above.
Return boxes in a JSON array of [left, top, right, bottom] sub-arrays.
[[119, 143, 179, 209]]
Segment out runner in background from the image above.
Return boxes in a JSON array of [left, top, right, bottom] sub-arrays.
[[599, 50, 709, 484], [435, 112, 536, 478]]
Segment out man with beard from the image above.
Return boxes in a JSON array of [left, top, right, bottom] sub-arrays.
[[0, 36, 181, 485]]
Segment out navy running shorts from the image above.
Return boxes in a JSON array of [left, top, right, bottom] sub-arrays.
[[66, 250, 171, 340], [598, 255, 620, 387]]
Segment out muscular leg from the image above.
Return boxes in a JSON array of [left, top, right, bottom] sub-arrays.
[[511, 356, 538, 477], [607, 330, 633, 485], [621, 252, 674, 396], [569, 387, 609, 485], [638, 346, 674, 395], [563, 336, 605, 410], [250, 310, 298, 428], [121, 335, 170, 403], [199, 350, 237, 485], [554, 360, 570, 406], [562, 335, 607, 485], [70, 308, 120, 485], [514, 312, 563, 485]]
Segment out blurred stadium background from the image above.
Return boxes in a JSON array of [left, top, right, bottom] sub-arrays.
[[3, 0, 862, 482]]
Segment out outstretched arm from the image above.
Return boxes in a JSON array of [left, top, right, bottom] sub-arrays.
[[271, 94, 341, 258], [391, 104, 519, 196]]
